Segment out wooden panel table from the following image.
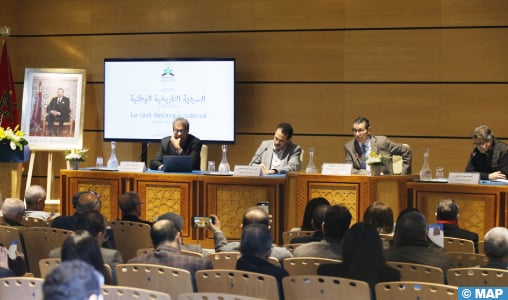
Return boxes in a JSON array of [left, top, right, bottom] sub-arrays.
[[407, 181, 508, 239]]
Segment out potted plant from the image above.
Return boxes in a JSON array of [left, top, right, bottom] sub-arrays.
[[64, 148, 88, 170], [0, 125, 29, 162]]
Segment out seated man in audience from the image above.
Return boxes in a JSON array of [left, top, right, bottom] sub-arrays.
[[158, 212, 203, 254], [128, 219, 212, 276], [49, 211, 123, 272], [52, 190, 101, 231], [24, 185, 53, 221], [237, 223, 289, 300], [466, 125, 508, 180], [0, 198, 26, 227], [249, 122, 302, 174], [385, 210, 450, 273], [482, 227, 508, 270], [43, 260, 103, 300], [293, 205, 352, 259], [290, 204, 329, 244], [209, 206, 293, 261], [118, 191, 152, 226], [435, 199, 479, 253]]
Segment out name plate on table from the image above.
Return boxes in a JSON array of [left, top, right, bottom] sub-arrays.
[[118, 161, 146, 173], [233, 165, 262, 176], [448, 172, 480, 184], [321, 163, 352, 175]]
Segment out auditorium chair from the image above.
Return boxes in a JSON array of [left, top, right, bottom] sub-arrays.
[[375, 281, 458, 300], [283, 275, 370, 300]]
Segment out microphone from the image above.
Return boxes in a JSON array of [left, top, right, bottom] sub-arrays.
[[250, 147, 268, 166]]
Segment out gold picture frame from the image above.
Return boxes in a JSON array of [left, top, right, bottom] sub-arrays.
[[20, 68, 86, 151]]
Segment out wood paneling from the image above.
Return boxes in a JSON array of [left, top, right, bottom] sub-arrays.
[[442, 0, 508, 26]]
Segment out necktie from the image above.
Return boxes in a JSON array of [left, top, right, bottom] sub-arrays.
[[360, 143, 367, 169], [57, 98, 61, 104]]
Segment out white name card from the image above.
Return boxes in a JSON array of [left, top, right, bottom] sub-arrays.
[[118, 161, 146, 173], [321, 163, 352, 175], [233, 165, 262, 176], [448, 172, 480, 184]]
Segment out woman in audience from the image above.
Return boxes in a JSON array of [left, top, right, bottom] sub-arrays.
[[318, 222, 400, 290], [300, 197, 330, 230], [363, 201, 394, 249]]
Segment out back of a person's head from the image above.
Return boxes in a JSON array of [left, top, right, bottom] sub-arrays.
[[75, 192, 100, 214], [43, 260, 102, 300], [312, 204, 329, 231], [240, 223, 272, 258], [118, 191, 140, 213], [363, 201, 394, 234], [242, 207, 269, 227], [301, 197, 330, 230], [72, 191, 88, 209], [483, 227, 508, 260], [76, 211, 106, 238], [61, 230, 104, 273], [436, 199, 459, 221], [151, 219, 179, 247], [394, 211, 427, 244], [2, 198, 25, 221], [158, 212, 184, 232], [24, 185, 46, 207], [323, 205, 352, 241]]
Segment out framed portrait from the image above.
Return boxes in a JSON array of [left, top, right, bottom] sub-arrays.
[[20, 68, 86, 151]]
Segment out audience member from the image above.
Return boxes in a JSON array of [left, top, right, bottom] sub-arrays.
[[363, 201, 394, 234], [49, 211, 123, 273], [299, 197, 330, 231], [60, 230, 107, 285], [118, 191, 152, 226], [158, 212, 203, 254], [436, 199, 479, 253], [0, 242, 26, 277], [43, 260, 103, 300], [344, 116, 412, 175], [482, 227, 508, 270], [237, 223, 288, 300], [209, 207, 293, 261], [466, 125, 508, 180], [52, 190, 101, 231], [150, 117, 202, 170], [293, 205, 352, 259], [318, 222, 400, 290], [249, 122, 302, 174], [128, 219, 212, 277], [0, 198, 25, 227], [385, 211, 450, 273], [24, 185, 52, 221], [290, 204, 329, 244]]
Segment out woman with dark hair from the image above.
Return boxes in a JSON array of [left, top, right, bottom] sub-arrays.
[[61, 230, 107, 284], [318, 222, 400, 291], [300, 197, 330, 230], [363, 201, 394, 234]]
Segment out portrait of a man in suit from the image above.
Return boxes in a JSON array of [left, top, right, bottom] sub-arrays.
[[46, 87, 71, 136]]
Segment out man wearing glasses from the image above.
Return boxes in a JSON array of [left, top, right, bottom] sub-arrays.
[[150, 117, 202, 171], [466, 125, 508, 180], [344, 116, 412, 175], [51, 190, 101, 231]]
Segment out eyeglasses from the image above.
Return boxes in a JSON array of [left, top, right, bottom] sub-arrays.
[[352, 128, 367, 133], [88, 189, 101, 199], [474, 140, 492, 147], [173, 129, 187, 133], [88, 190, 101, 209]]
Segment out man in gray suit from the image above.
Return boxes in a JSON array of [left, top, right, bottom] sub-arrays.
[[344, 116, 412, 175], [249, 122, 302, 174]]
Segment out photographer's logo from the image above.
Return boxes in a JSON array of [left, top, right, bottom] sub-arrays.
[[459, 287, 507, 300]]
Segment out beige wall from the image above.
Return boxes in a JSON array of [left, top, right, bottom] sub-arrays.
[[2, 0, 508, 198]]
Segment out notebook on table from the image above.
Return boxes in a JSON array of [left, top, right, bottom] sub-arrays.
[[163, 155, 193, 173]]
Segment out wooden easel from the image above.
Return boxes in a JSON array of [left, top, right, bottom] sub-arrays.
[[25, 151, 57, 200]]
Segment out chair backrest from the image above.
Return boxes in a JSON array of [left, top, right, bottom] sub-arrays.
[[39, 257, 61, 278], [195, 269, 279, 300], [103, 285, 171, 300], [0, 277, 44, 300], [447, 267, 508, 287], [375, 281, 458, 300], [386, 261, 444, 284], [282, 257, 341, 276], [21, 216, 48, 227], [0, 225, 22, 252], [478, 240, 485, 254], [178, 292, 264, 300], [200, 144, 208, 171], [22, 227, 73, 277], [181, 249, 204, 258], [447, 252, 489, 268], [110, 221, 152, 261], [208, 252, 241, 269], [443, 236, 475, 254], [283, 275, 370, 300], [115, 263, 193, 299], [282, 231, 314, 245]]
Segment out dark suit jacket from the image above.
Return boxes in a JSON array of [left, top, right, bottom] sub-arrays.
[[249, 140, 302, 174], [439, 222, 479, 253], [121, 214, 153, 226], [51, 213, 80, 231], [46, 96, 71, 121], [344, 135, 412, 175], [290, 231, 323, 244], [150, 134, 202, 170]]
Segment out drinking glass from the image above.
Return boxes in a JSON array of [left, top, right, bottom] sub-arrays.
[[96, 156, 104, 168], [435, 167, 444, 179]]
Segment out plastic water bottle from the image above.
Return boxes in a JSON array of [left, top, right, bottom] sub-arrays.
[[107, 141, 119, 169], [8, 240, 17, 259]]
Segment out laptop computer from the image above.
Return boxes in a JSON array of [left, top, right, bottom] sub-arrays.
[[163, 155, 193, 173]]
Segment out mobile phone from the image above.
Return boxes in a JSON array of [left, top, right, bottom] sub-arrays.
[[192, 216, 212, 228], [257, 202, 270, 214]]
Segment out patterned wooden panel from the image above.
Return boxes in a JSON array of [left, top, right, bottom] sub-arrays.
[[309, 183, 359, 224], [70, 180, 120, 223]]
